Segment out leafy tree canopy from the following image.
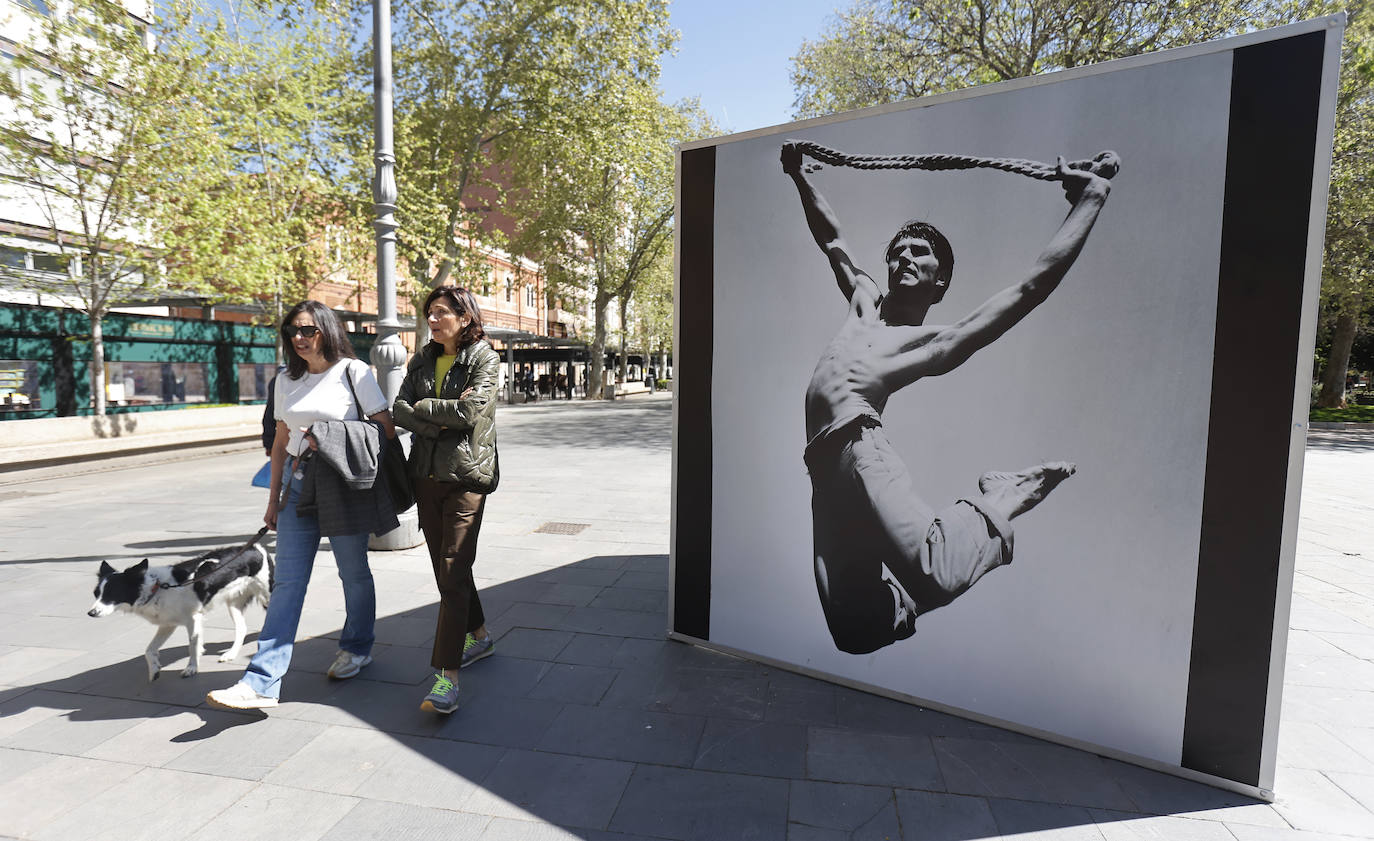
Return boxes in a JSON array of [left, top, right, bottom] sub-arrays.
[[374, 0, 677, 298], [791, 0, 1310, 117], [510, 89, 714, 392], [157, 0, 366, 315]]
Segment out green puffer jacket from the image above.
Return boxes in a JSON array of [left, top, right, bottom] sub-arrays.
[[392, 339, 500, 493]]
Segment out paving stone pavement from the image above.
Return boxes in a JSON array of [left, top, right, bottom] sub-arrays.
[[0, 399, 1370, 841]]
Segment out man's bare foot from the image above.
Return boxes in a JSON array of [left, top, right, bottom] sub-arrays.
[[978, 462, 1077, 520]]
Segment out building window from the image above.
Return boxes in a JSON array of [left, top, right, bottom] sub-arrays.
[[0, 247, 78, 275], [31, 253, 71, 274], [0, 359, 41, 412], [505, 277, 513, 302], [237, 363, 279, 402], [9, 0, 51, 16], [0, 49, 17, 89], [104, 361, 208, 406], [526, 284, 536, 308]]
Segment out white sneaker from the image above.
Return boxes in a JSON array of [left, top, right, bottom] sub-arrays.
[[206, 682, 278, 710], [327, 650, 373, 680]]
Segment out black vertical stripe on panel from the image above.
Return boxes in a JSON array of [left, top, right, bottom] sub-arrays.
[[1182, 30, 1326, 787], [673, 145, 715, 640]]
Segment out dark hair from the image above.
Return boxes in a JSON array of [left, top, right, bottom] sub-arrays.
[[886, 221, 954, 301], [280, 300, 355, 380], [424, 285, 487, 348]]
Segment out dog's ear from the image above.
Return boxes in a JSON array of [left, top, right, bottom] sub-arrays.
[[98, 560, 115, 576], [127, 559, 149, 573]]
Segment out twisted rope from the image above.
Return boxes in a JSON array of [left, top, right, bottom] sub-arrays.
[[791, 140, 1119, 181]]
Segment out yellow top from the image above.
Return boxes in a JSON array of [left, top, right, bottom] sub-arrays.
[[434, 354, 457, 395]]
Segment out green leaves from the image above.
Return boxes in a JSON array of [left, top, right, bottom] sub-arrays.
[[382, 0, 676, 295], [164, 0, 365, 304], [1322, 3, 1374, 316], [791, 0, 1301, 117], [509, 85, 713, 390]]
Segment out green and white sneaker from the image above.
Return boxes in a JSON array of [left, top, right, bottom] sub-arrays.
[[421, 673, 459, 714], [461, 634, 494, 669]]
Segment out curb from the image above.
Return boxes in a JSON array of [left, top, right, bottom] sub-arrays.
[[0, 424, 262, 471], [1308, 422, 1374, 430]]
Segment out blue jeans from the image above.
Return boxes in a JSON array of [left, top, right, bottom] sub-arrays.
[[242, 471, 376, 699]]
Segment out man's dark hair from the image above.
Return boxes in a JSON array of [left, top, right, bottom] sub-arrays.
[[280, 299, 355, 380], [424, 285, 487, 347], [886, 221, 954, 301]]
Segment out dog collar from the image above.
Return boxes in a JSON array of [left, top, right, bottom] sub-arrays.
[[140, 580, 174, 605]]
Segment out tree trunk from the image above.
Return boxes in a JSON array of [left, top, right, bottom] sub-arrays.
[[589, 291, 610, 398], [415, 297, 432, 348], [274, 288, 284, 366], [90, 311, 106, 416], [1316, 311, 1358, 408], [409, 261, 436, 351], [617, 297, 630, 383]]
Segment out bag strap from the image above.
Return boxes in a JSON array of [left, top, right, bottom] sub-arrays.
[[343, 362, 392, 456], [342, 362, 365, 419]]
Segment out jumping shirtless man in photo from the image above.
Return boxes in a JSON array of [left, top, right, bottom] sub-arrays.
[[782, 141, 1115, 654]]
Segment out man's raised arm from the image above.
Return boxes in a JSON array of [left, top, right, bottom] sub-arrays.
[[917, 157, 1113, 375], [782, 141, 878, 303]]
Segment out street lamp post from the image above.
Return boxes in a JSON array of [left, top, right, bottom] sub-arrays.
[[369, 0, 404, 403], [368, 0, 422, 549]]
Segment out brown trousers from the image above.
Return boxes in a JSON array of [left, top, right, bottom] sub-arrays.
[[415, 478, 487, 670]]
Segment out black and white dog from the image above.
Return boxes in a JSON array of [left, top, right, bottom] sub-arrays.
[[88, 530, 273, 680]]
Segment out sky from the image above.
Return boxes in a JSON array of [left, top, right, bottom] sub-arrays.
[[658, 0, 847, 137]]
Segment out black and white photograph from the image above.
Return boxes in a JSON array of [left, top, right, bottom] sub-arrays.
[[786, 139, 1116, 658], [673, 21, 1341, 794]]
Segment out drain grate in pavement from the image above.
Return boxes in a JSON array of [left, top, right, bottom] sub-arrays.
[[533, 521, 590, 535]]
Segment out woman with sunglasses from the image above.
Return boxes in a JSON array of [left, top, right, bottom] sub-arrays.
[[392, 286, 500, 715], [207, 300, 396, 710]]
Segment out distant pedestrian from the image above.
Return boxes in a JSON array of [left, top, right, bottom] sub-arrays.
[[393, 286, 501, 715]]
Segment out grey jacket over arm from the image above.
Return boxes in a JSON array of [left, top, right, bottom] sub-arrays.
[[296, 419, 399, 536]]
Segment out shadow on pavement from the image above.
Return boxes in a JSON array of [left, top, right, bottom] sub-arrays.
[[2, 549, 221, 567], [1307, 429, 1374, 453], [501, 399, 671, 453], [124, 535, 262, 550], [0, 551, 1268, 841]]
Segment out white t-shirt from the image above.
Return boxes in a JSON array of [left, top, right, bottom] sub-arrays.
[[275, 358, 388, 456]]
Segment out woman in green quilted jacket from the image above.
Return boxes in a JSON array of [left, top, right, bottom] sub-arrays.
[[392, 286, 501, 715]]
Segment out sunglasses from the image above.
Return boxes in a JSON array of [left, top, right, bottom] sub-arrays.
[[283, 325, 321, 339]]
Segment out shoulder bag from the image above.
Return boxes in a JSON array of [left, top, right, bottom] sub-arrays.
[[343, 363, 415, 514]]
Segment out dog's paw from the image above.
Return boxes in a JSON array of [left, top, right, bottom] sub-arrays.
[[180, 665, 198, 678], [149, 668, 161, 681], [217, 651, 240, 663]]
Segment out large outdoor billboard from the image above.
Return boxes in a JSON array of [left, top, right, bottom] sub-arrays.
[[671, 18, 1343, 798]]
